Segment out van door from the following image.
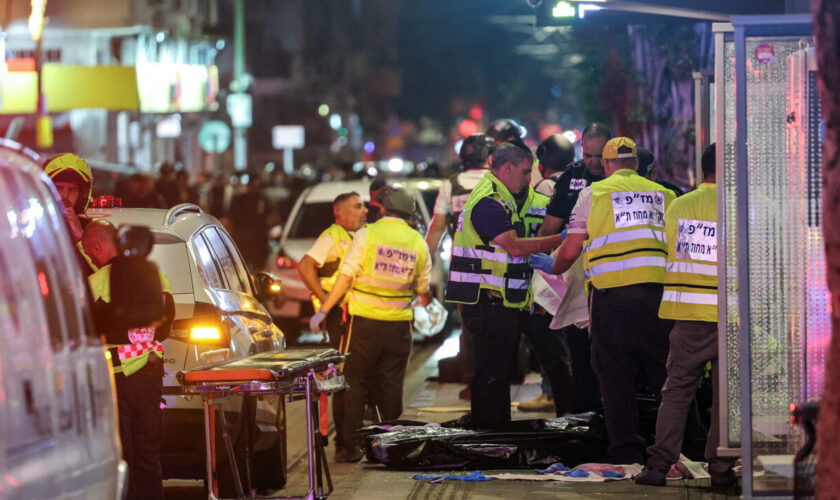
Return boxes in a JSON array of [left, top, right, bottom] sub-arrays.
[[30, 171, 121, 496], [0, 166, 60, 498]]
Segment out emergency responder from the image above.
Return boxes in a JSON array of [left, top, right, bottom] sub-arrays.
[[445, 141, 566, 429], [534, 123, 612, 415], [425, 133, 495, 254], [43, 154, 93, 236], [309, 188, 431, 462], [424, 133, 494, 400], [83, 220, 174, 500], [486, 118, 524, 144], [538, 123, 611, 237], [635, 144, 736, 486], [549, 137, 675, 464], [367, 178, 393, 222], [533, 133, 575, 196], [638, 146, 684, 197], [518, 133, 576, 413], [298, 191, 367, 450], [553, 137, 675, 463], [43, 153, 100, 276]]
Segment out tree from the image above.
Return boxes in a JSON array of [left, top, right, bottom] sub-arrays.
[[812, 1, 840, 496]]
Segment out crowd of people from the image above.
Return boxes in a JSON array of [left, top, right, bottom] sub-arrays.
[[39, 114, 728, 493], [300, 118, 733, 489]]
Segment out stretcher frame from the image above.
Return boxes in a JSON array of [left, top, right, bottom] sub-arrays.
[[180, 355, 346, 500]]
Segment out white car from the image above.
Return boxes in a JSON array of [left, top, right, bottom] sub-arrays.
[[89, 202, 288, 492], [0, 140, 125, 499], [267, 178, 450, 341]]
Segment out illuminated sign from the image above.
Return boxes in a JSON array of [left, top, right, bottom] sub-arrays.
[[552, 1, 577, 18]]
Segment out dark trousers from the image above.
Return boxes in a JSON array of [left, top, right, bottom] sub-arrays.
[[647, 320, 734, 473], [115, 360, 164, 500], [341, 316, 412, 449], [462, 296, 521, 429], [522, 311, 572, 416], [326, 308, 346, 445], [589, 283, 672, 463], [563, 324, 602, 414]]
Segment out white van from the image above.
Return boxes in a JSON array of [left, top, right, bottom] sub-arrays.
[[0, 139, 125, 499]]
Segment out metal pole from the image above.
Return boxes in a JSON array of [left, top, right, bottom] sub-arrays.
[[305, 372, 315, 499], [232, 0, 247, 172], [734, 24, 754, 499], [283, 147, 294, 175], [203, 400, 216, 500]]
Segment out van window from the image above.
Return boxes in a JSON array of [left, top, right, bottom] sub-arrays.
[[0, 168, 69, 351], [191, 232, 225, 290], [203, 227, 246, 293]]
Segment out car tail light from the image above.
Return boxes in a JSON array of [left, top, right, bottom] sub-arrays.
[[276, 255, 298, 269], [190, 326, 221, 341]]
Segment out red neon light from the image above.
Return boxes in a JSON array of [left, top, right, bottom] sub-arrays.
[[37, 272, 49, 296]]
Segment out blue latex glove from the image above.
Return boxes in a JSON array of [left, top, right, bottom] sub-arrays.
[[536, 462, 570, 474], [444, 471, 492, 482], [528, 252, 555, 273], [560, 229, 568, 241], [602, 470, 625, 478], [564, 469, 590, 478]]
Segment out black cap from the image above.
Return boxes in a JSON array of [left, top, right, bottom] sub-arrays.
[[536, 134, 575, 172], [486, 118, 522, 143], [459, 133, 495, 163], [637, 146, 655, 177]]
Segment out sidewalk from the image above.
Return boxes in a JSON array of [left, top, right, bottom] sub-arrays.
[[323, 333, 740, 499]]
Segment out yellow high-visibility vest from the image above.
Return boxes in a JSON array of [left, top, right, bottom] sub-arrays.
[[583, 169, 675, 289], [348, 218, 427, 321], [446, 173, 533, 308], [658, 183, 718, 321]]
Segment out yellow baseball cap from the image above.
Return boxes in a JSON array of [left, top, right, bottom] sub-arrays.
[[602, 137, 637, 159]]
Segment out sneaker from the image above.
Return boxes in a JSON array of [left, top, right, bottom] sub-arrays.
[[710, 468, 737, 487], [634, 461, 669, 486], [335, 446, 364, 463], [518, 393, 555, 412]]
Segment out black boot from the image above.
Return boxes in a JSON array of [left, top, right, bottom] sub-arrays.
[[635, 458, 669, 486]]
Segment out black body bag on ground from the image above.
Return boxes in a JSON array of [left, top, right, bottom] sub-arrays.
[[360, 413, 608, 470]]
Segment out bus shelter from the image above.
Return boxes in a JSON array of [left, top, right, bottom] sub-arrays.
[[711, 14, 827, 497]]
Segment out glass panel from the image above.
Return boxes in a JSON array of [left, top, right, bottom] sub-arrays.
[[288, 202, 333, 239], [722, 38, 741, 446], [742, 37, 818, 495]]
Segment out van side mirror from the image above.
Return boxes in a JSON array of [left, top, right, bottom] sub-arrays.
[[254, 271, 282, 303]]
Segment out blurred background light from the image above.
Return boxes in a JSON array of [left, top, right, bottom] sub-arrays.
[[318, 104, 330, 116], [363, 141, 375, 154], [387, 158, 404, 172], [454, 139, 464, 154], [329, 113, 342, 130]]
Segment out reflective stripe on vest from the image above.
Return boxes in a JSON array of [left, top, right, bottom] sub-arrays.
[[445, 173, 534, 308], [583, 169, 675, 289], [317, 224, 353, 293], [347, 218, 427, 321], [658, 183, 718, 322]]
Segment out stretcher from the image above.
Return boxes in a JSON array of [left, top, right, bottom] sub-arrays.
[[178, 348, 347, 500]]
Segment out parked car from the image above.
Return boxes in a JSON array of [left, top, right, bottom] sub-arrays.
[[89, 202, 288, 491], [0, 139, 126, 499], [267, 178, 449, 341]]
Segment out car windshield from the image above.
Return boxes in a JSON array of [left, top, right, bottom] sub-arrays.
[[288, 201, 333, 239]]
